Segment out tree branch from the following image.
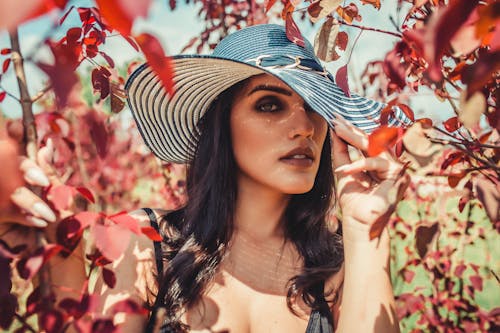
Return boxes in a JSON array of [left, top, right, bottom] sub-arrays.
[[10, 28, 55, 316]]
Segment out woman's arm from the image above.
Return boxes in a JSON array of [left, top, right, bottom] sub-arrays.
[[336, 223, 398, 332], [330, 116, 408, 333]]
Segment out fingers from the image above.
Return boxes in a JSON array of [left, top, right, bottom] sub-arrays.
[[334, 156, 401, 179], [331, 114, 369, 152], [330, 130, 351, 169], [10, 187, 56, 226], [20, 157, 50, 186]]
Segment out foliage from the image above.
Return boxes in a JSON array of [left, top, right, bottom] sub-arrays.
[[0, 0, 498, 332]]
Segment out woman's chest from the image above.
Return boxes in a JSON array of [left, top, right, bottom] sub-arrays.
[[181, 270, 310, 333]]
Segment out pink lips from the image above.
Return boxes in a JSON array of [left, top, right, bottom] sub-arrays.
[[279, 146, 315, 167]]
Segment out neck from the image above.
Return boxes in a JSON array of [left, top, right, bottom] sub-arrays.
[[233, 173, 290, 240]]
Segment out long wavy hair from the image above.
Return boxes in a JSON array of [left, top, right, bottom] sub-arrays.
[[151, 79, 344, 332]]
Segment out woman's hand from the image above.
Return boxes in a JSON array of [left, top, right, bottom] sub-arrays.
[[331, 115, 405, 333], [331, 115, 410, 234], [0, 132, 57, 229]]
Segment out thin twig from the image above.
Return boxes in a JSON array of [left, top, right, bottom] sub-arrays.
[[337, 19, 403, 38], [31, 84, 52, 103], [14, 313, 37, 333], [428, 137, 500, 174], [0, 84, 20, 102]]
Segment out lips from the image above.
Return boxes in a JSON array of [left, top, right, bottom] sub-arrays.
[[279, 146, 315, 167]]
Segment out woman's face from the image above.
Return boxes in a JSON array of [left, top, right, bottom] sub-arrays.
[[230, 74, 328, 195]]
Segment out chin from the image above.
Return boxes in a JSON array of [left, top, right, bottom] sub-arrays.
[[278, 180, 315, 194]]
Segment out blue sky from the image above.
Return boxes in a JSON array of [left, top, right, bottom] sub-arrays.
[[0, 0, 453, 120]]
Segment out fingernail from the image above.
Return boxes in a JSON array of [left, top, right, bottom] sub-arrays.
[[334, 165, 348, 173], [25, 168, 50, 186], [26, 216, 48, 228], [33, 202, 56, 222]]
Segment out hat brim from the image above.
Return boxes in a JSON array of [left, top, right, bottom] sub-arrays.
[[126, 55, 411, 163]]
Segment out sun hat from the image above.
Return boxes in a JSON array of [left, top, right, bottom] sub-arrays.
[[125, 24, 412, 163]]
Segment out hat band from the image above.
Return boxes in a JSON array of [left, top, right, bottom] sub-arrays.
[[245, 55, 333, 81]]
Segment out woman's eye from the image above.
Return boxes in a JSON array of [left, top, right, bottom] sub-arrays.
[[255, 98, 282, 113]]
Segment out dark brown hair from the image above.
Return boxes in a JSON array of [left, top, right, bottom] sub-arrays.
[[152, 79, 343, 332]]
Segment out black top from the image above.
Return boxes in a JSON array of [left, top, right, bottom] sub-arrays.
[[142, 208, 334, 333]]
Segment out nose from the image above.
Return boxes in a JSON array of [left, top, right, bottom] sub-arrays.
[[288, 103, 315, 139]]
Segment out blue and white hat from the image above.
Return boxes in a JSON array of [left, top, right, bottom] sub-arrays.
[[126, 24, 411, 163]]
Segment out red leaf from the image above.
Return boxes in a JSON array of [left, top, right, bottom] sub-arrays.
[[109, 211, 141, 234], [475, 176, 500, 223], [396, 103, 415, 122], [403, 269, 415, 283], [86, 249, 112, 266], [360, 0, 380, 10], [95, 0, 151, 36], [102, 267, 116, 288], [335, 65, 350, 97], [441, 151, 464, 170], [426, 0, 480, 81], [26, 287, 40, 315], [37, 41, 80, 107], [443, 116, 461, 132], [265, 0, 277, 13], [458, 195, 468, 212], [141, 226, 163, 241], [416, 117, 433, 129], [383, 46, 406, 90], [66, 27, 82, 45], [479, 131, 492, 144], [0, 91, 6, 102], [135, 33, 175, 97], [76, 187, 95, 203], [58, 298, 83, 318], [99, 51, 115, 68], [462, 51, 500, 98], [2, 59, 11, 73], [367, 126, 401, 157], [415, 223, 439, 258], [448, 171, 466, 188], [454, 264, 467, 278], [336, 3, 362, 24], [47, 184, 76, 212], [74, 211, 102, 229], [285, 12, 305, 47], [124, 35, 139, 51], [92, 223, 131, 261], [40, 310, 64, 333], [470, 275, 483, 291], [91, 67, 111, 100], [84, 110, 108, 158], [56, 216, 84, 257], [17, 250, 43, 280], [111, 299, 149, 315], [0, 48, 11, 55]]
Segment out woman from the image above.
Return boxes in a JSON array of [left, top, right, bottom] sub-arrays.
[[2, 24, 410, 332]]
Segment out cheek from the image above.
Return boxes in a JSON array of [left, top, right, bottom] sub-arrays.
[[230, 113, 275, 169]]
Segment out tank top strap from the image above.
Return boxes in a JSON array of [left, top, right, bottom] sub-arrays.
[[305, 281, 334, 333], [142, 208, 165, 333]]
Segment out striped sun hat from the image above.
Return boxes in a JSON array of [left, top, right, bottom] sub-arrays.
[[125, 24, 412, 163]]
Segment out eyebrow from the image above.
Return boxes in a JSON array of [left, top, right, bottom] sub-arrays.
[[247, 85, 293, 96]]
